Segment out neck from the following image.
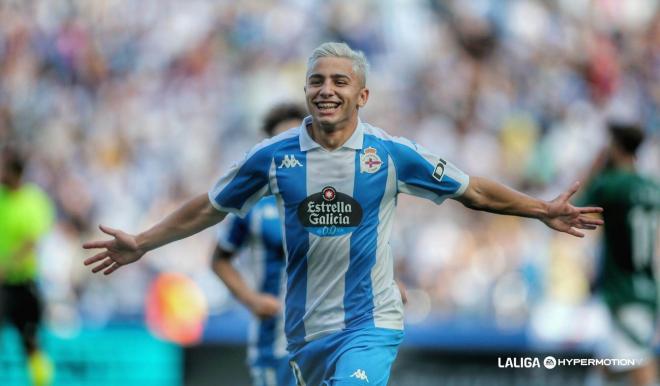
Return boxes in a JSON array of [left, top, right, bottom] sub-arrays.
[[308, 115, 359, 151]]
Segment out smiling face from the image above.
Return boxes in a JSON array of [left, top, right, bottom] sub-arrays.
[[304, 57, 369, 133]]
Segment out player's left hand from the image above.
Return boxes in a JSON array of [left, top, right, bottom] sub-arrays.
[[540, 181, 603, 237]]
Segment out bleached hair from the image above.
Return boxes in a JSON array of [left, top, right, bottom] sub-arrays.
[[307, 42, 369, 87]]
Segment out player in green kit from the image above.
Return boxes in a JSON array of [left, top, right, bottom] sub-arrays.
[[0, 148, 55, 386], [578, 123, 660, 386]]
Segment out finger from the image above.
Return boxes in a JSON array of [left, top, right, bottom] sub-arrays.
[[565, 228, 585, 238], [82, 240, 114, 249], [578, 206, 603, 214], [84, 251, 110, 266], [91, 258, 115, 274], [99, 224, 121, 237], [579, 216, 604, 226], [561, 181, 581, 202], [575, 224, 598, 230], [104, 262, 122, 275]]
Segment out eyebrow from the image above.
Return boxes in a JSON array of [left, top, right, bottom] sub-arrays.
[[308, 73, 352, 81]]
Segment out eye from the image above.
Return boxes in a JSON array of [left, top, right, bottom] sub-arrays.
[[335, 79, 348, 86], [308, 78, 322, 86]]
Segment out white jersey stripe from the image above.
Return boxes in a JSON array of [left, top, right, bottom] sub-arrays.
[[303, 148, 356, 340], [373, 154, 404, 329]]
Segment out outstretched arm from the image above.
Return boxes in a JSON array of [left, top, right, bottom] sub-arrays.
[[455, 177, 603, 237], [211, 246, 281, 319], [83, 193, 227, 275]]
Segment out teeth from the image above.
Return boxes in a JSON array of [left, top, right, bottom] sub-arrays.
[[317, 103, 339, 109]]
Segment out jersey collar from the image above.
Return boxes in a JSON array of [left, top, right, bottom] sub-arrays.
[[299, 116, 364, 151]]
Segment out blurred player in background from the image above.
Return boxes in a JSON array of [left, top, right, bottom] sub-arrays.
[[0, 148, 55, 386], [212, 103, 305, 386], [83, 42, 603, 385], [578, 123, 660, 386]]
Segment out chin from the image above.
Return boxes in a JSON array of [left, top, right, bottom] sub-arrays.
[[314, 115, 337, 126]]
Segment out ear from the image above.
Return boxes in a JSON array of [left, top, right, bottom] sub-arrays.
[[357, 87, 370, 108]]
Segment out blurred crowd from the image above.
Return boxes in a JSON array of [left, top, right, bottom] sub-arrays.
[[0, 0, 658, 344]]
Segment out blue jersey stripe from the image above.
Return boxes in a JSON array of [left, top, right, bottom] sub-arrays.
[[274, 142, 309, 347], [386, 141, 463, 198], [344, 136, 389, 328], [255, 197, 286, 364], [225, 213, 251, 251], [261, 248, 285, 296], [255, 315, 277, 364], [212, 142, 279, 214]]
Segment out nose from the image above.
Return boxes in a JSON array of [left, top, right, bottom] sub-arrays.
[[319, 79, 335, 97]]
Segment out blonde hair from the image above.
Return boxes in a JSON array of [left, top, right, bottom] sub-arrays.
[[307, 42, 369, 86]]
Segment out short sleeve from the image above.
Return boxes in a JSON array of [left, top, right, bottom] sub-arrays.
[[208, 139, 278, 218], [216, 213, 250, 254], [386, 137, 469, 204]]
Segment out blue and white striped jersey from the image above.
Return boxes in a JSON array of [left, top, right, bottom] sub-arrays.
[[216, 195, 288, 365], [209, 117, 470, 348]]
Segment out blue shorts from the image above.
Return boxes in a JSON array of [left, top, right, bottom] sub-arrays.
[[251, 356, 296, 386], [288, 327, 404, 386]]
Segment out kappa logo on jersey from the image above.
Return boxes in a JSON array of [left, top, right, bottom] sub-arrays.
[[360, 147, 382, 173], [278, 154, 303, 169], [350, 369, 369, 382], [432, 158, 447, 182], [298, 186, 363, 237]]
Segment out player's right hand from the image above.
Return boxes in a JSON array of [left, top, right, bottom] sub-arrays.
[[82, 225, 145, 275], [249, 293, 281, 319]]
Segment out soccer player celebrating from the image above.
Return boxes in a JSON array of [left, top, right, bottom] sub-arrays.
[[578, 123, 659, 386], [84, 42, 603, 385], [212, 103, 305, 386]]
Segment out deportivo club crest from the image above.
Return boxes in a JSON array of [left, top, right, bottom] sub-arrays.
[[360, 147, 382, 173]]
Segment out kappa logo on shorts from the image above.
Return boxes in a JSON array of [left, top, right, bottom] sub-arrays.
[[432, 158, 446, 182], [278, 154, 303, 169], [350, 369, 369, 382]]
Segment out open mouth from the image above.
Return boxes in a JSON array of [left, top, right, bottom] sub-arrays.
[[314, 101, 341, 114]]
